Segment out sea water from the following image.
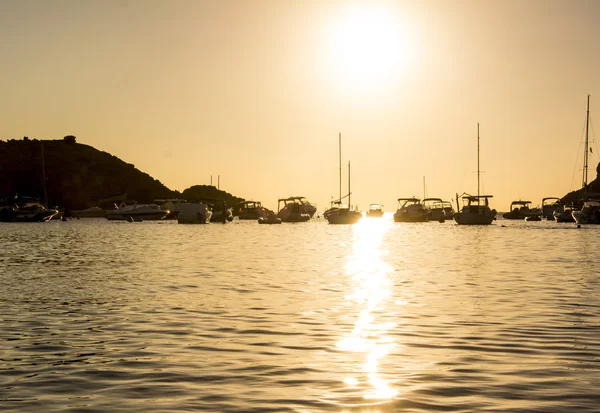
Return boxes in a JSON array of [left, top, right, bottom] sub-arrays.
[[0, 217, 599, 412]]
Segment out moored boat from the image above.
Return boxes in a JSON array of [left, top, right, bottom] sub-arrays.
[[502, 200, 540, 220], [554, 204, 577, 223], [277, 197, 311, 222], [325, 134, 361, 225], [237, 201, 268, 220], [454, 194, 496, 225], [176, 202, 212, 224], [541, 197, 563, 220], [0, 201, 58, 222], [433, 200, 454, 220], [366, 204, 384, 218], [393, 198, 429, 222], [572, 200, 600, 225], [106, 202, 169, 221], [71, 206, 106, 218], [422, 198, 444, 221], [454, 123, 496, 225]]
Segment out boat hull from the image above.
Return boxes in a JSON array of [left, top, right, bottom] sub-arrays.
[[393, 212, 429, 222], [454, 210, 495, 225], [107, 212, 168, 221], [0, 206, 58, 222], [326, 209, 361, 225]]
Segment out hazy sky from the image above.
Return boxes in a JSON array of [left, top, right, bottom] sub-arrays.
[[2, 0, 600, 211]]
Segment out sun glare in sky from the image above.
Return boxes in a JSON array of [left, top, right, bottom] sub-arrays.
[[328, 4, 410, 92]]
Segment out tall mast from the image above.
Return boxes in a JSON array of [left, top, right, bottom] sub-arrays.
[[583, 95, 590, 192], [339, 132, 342, 201], [41, 141, 48, 207], [423, 176, 426, 199], [477, 123, 480, 199], [348, 161, 351, 208]]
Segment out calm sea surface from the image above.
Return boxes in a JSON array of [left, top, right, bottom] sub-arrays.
[[1, 216, 599, 412]]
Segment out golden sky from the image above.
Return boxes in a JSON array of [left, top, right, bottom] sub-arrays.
[[1, 0, 599, 211]]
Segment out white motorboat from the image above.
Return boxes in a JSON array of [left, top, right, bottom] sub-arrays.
[[177, 203, 213, 224], [106, 202, 169, 221]]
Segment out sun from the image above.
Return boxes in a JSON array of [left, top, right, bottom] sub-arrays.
[[328, 4, 409, 91]]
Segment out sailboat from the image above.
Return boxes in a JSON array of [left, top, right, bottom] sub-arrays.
[[571, 95, 600, 225], [0, 142, 58, 222], [325, 161, 362, 224], [324, 133, 361, 225], [453, 123, 497, 225]]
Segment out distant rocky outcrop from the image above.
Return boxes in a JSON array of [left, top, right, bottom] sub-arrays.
[[0, 137, 178, 211], [561, 162, 600, 204]]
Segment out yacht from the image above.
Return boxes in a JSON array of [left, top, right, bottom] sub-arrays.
[[572, 200, 600, 225], [0, 200, 58, 222], [277, 197, 311, 222], [554, 204, 577, 223], [324, 133, 361, 225], [502, 200, 541, 220], [422, 198, 444, 221], [454, 194, 496, 225], [106, 202, 169, 221], [237, 201, 268, 220], [326, 161, 362, 225], [366, 204, 384, 218], [541, 197, 563, 220], [561, 95, 594, 223], [177, 203, 213, 224], [393, 198, 429, 222], [287, 196, 317, 218], [454, 123, 496, 225], [71, 206, 106, 218], [434, 200, 454, 220]]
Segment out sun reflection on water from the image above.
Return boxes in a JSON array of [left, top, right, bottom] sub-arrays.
[[337, 216, 398, 401]]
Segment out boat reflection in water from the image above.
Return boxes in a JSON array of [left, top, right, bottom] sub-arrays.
[[337, 217, 398, 401]]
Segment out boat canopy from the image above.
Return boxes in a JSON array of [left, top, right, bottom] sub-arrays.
[[432, 201, 452, 208], [397, 197, 420, 202], [510, 200, 531, 207], [241, 200, 262, 207], [422, 198, 443, 203], [369, 203, 382, 209], [278, 197, 305, 203], [459, 194, 493, 207], [542, 197, 560, 204]]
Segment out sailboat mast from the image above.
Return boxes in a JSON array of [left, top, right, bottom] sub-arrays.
[[41, 141, 48, 207], [583, 95, 590, 192], [477, 123, 480, 199], [339, 132, 342, 202], [348, 161, 351, 208]]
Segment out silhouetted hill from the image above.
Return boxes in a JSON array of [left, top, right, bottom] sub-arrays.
[[561, 162, 600, 203], [181, 185, 244, 207], [0, 137, 178, 211]]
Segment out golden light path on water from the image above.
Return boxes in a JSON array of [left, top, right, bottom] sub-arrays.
[[337, 215, 398, 406]]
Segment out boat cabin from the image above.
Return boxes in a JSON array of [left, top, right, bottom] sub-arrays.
[[508, 200, 532, 212], [460, 195, 493, 212], [397, 197, 422, 209]]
